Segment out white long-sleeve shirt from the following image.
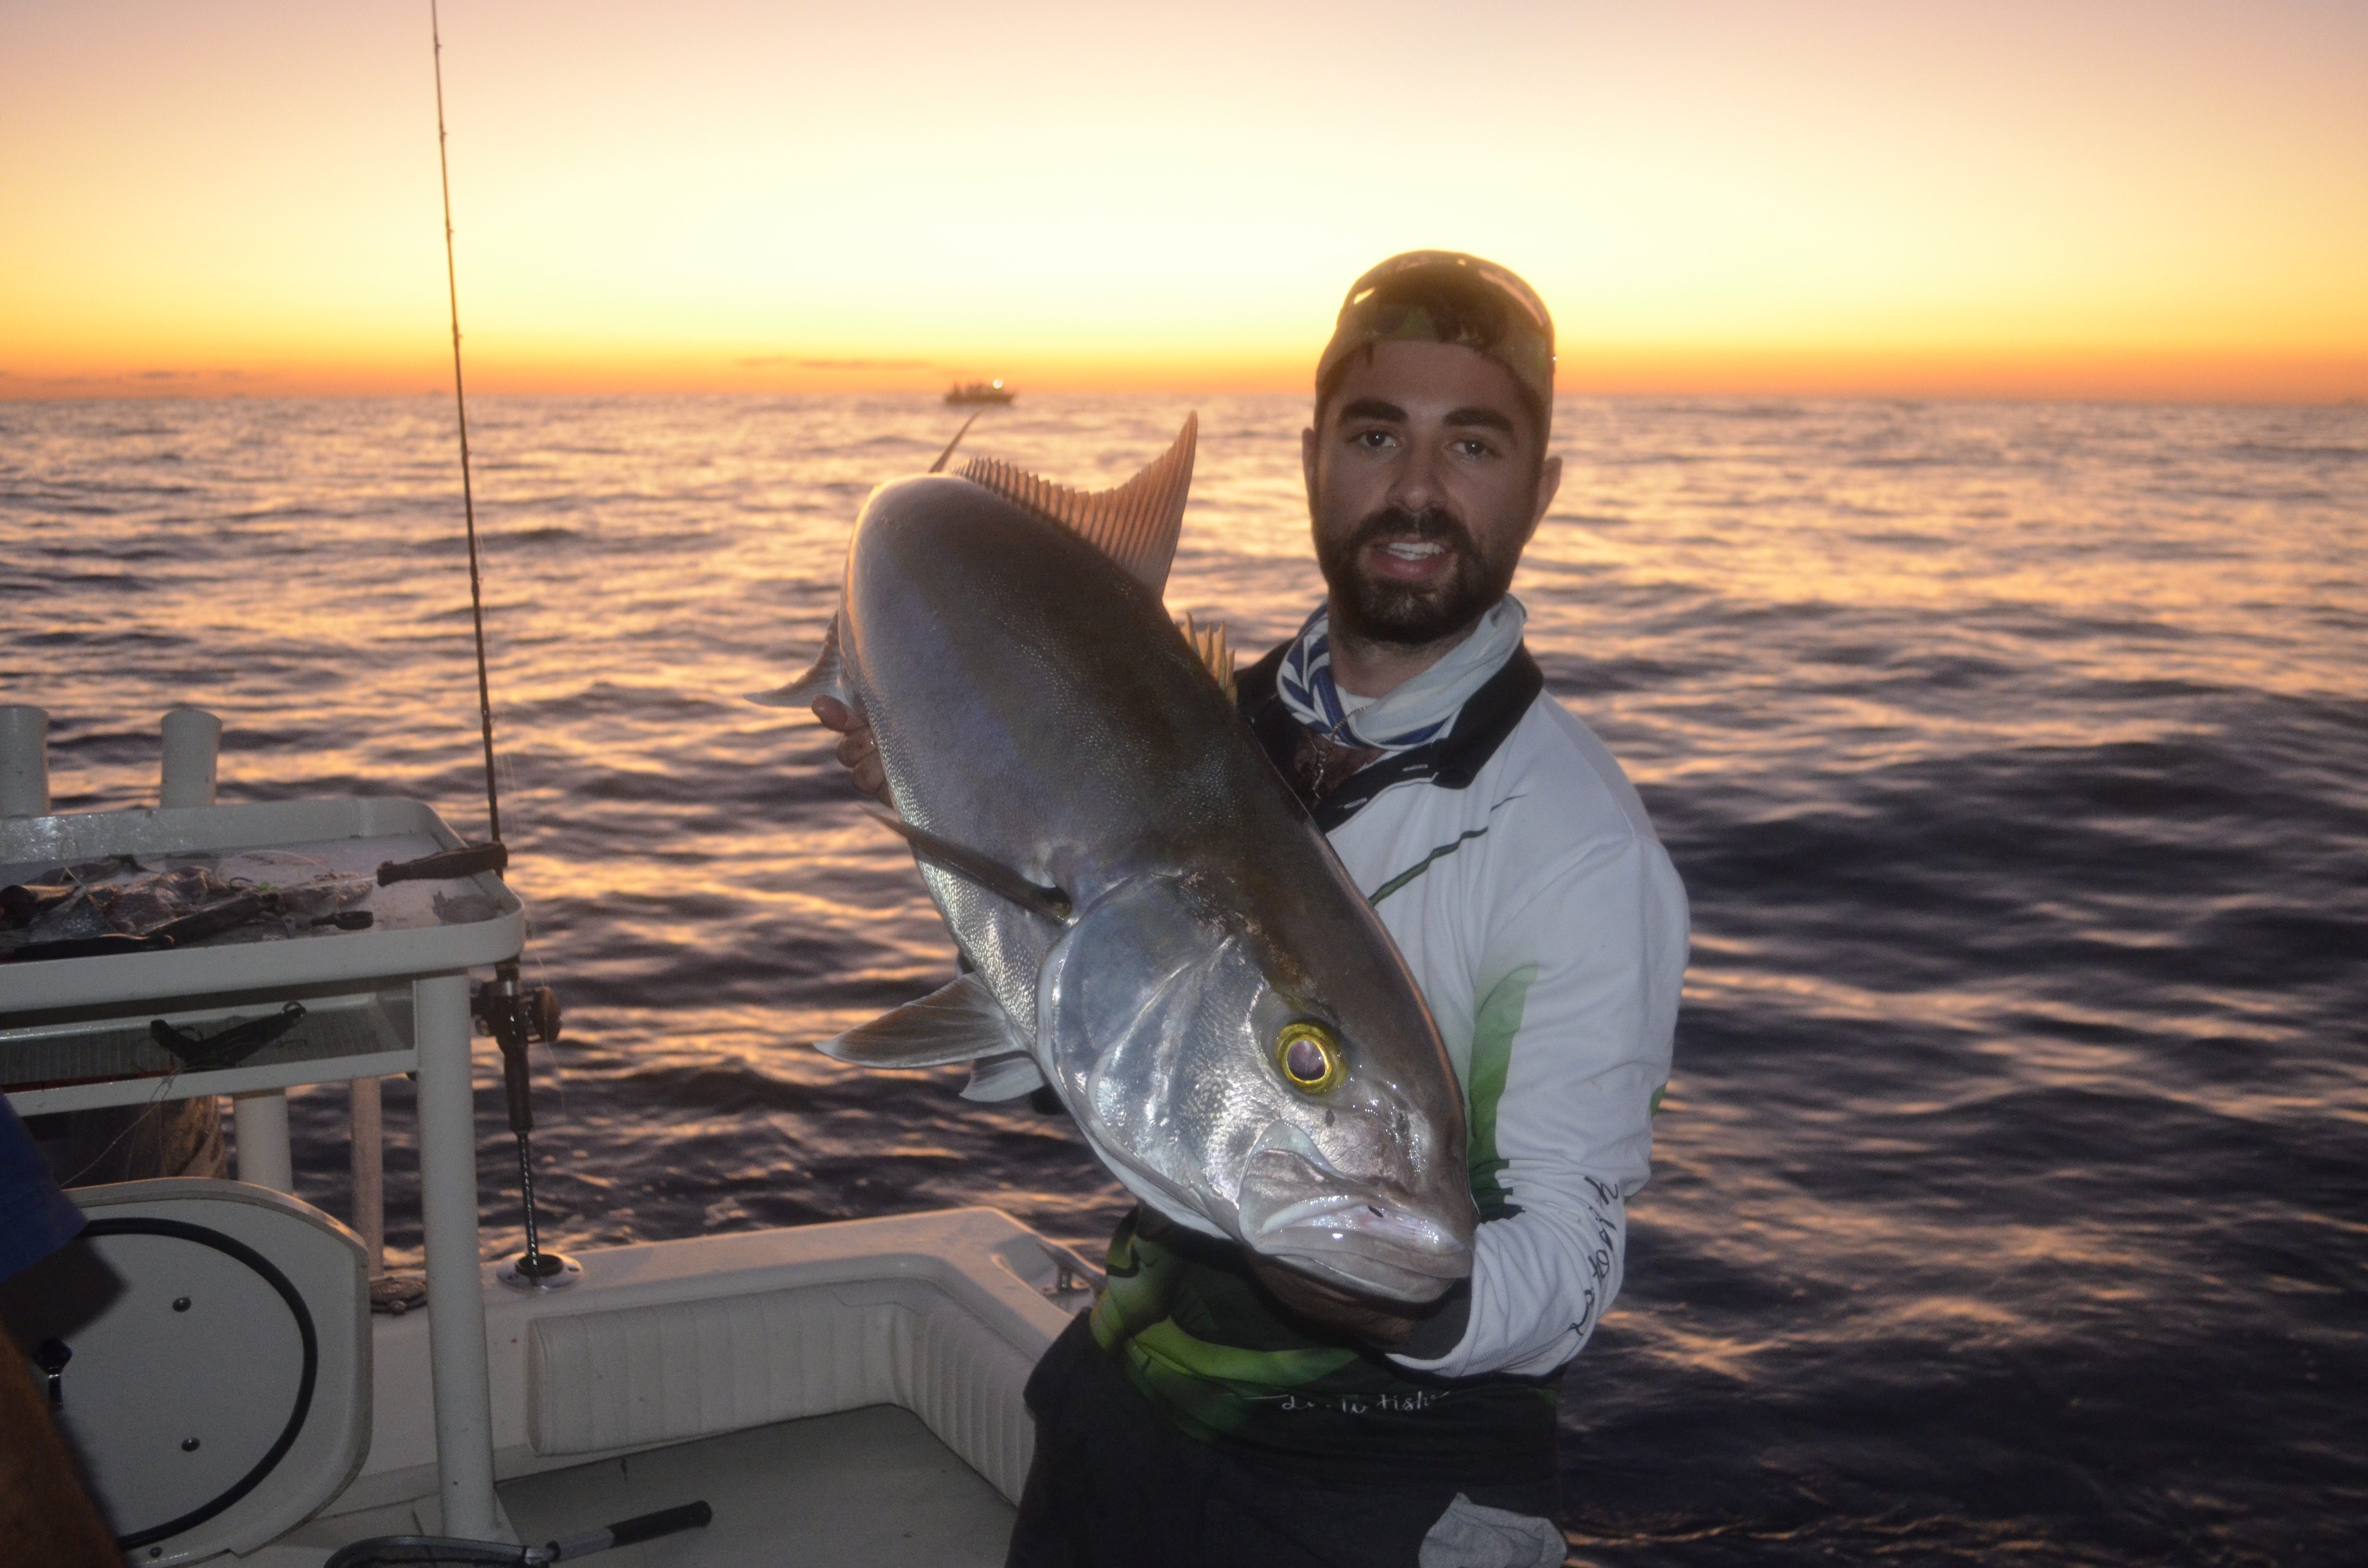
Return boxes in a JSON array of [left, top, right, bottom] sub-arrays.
[[1320, 693, 1689, 1379]]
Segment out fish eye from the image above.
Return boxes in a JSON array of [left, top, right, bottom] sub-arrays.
[[1274, 1021, 1344, 1094]]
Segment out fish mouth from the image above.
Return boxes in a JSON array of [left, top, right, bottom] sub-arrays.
[[1236, 1145, 1473, 1307]]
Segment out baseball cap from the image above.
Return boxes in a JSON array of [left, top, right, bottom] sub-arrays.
[[1315, 251, 1555, 426]]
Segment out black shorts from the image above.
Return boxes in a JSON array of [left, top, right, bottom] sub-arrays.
[[1005, 1314, 1559, 1568]]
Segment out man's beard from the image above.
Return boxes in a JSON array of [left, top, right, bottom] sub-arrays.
[[1315, 505, 1518, 648]]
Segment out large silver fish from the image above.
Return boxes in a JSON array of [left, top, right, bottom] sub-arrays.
[[754, 418, 1476, 1305]]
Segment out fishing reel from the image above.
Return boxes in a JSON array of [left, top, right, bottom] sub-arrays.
[[472, 963, 563, 1137], [472, 962, 577, 1288], [472, 966, 562, 1058]]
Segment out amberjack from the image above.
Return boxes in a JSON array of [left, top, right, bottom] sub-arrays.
[[754, 417, 1476, 1305]]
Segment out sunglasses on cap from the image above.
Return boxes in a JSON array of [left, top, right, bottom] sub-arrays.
[[1338, 251, 1553, 339]]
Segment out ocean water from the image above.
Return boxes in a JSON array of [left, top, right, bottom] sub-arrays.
[[3, 392, 2363, 1565]]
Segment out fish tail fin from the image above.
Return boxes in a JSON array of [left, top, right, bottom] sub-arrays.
[[962, 412, 1197, 595], [748, 612, 849, 709]]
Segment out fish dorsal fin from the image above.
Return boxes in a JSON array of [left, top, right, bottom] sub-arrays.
[[962, 412, 1197, 594], [1174, 612, 1235, 701]]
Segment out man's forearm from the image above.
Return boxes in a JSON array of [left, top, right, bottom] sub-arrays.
[[1389, 1191, 1628, 1380]]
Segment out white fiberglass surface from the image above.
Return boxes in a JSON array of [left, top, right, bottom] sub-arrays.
[[497, 1404, 1013, 1568]]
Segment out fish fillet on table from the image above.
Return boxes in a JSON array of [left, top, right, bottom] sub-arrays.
[[753, 416, 1477, 1306]]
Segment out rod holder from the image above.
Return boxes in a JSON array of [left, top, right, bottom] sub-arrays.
[[0, 705, 49, 818], [160, 707, 222, 808]]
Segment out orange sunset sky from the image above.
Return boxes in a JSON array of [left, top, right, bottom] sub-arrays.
[[4, 1, 2364, 403]]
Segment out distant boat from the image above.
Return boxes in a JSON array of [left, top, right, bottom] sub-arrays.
[[945, 379, 1015, 406]]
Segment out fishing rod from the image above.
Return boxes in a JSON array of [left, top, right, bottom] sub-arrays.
[[402, 0, 571, 1291], [434, 0, 502, 854]]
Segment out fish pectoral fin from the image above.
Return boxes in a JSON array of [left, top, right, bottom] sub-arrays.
[[749, 612, 849, 708], [861, 809, 1073, 922], [817, 972, 1027, 1068], [960, 412, 1197, 595], [961, 1050, 1048, 1102]]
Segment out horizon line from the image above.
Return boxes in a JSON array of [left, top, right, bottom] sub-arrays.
[[9, 347, 2361, 408], [6, 380, 2364, 411]]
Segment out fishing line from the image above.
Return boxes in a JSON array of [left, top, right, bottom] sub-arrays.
[[56, 1067, 184, 1189]]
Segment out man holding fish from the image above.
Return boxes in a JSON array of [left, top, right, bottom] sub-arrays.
[[793, 252, 1687, 1568]]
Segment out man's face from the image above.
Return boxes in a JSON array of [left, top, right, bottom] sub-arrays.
[[1303, 339, 1562, 649]]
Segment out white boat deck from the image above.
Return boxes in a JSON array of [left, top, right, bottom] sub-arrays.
[[501, 1405, 1015, 1567], [2, 785, 1066, 1566], [30, 1191, 1073, 1565]]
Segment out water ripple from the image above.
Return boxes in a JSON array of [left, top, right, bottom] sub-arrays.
[[4, 392, 2363, 1565]]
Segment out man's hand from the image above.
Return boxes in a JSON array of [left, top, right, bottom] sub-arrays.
[[1249, 1257, 1423, 1348], [811, 696, 891, 806]]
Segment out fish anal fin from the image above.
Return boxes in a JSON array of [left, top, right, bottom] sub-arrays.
[[962, 413, 1197, 595], [818, 972, 1026, 1069], [750, 613, 848, 709]]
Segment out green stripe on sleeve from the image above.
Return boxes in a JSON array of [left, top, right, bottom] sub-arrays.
[[1464, 964, 1537, 1218]]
